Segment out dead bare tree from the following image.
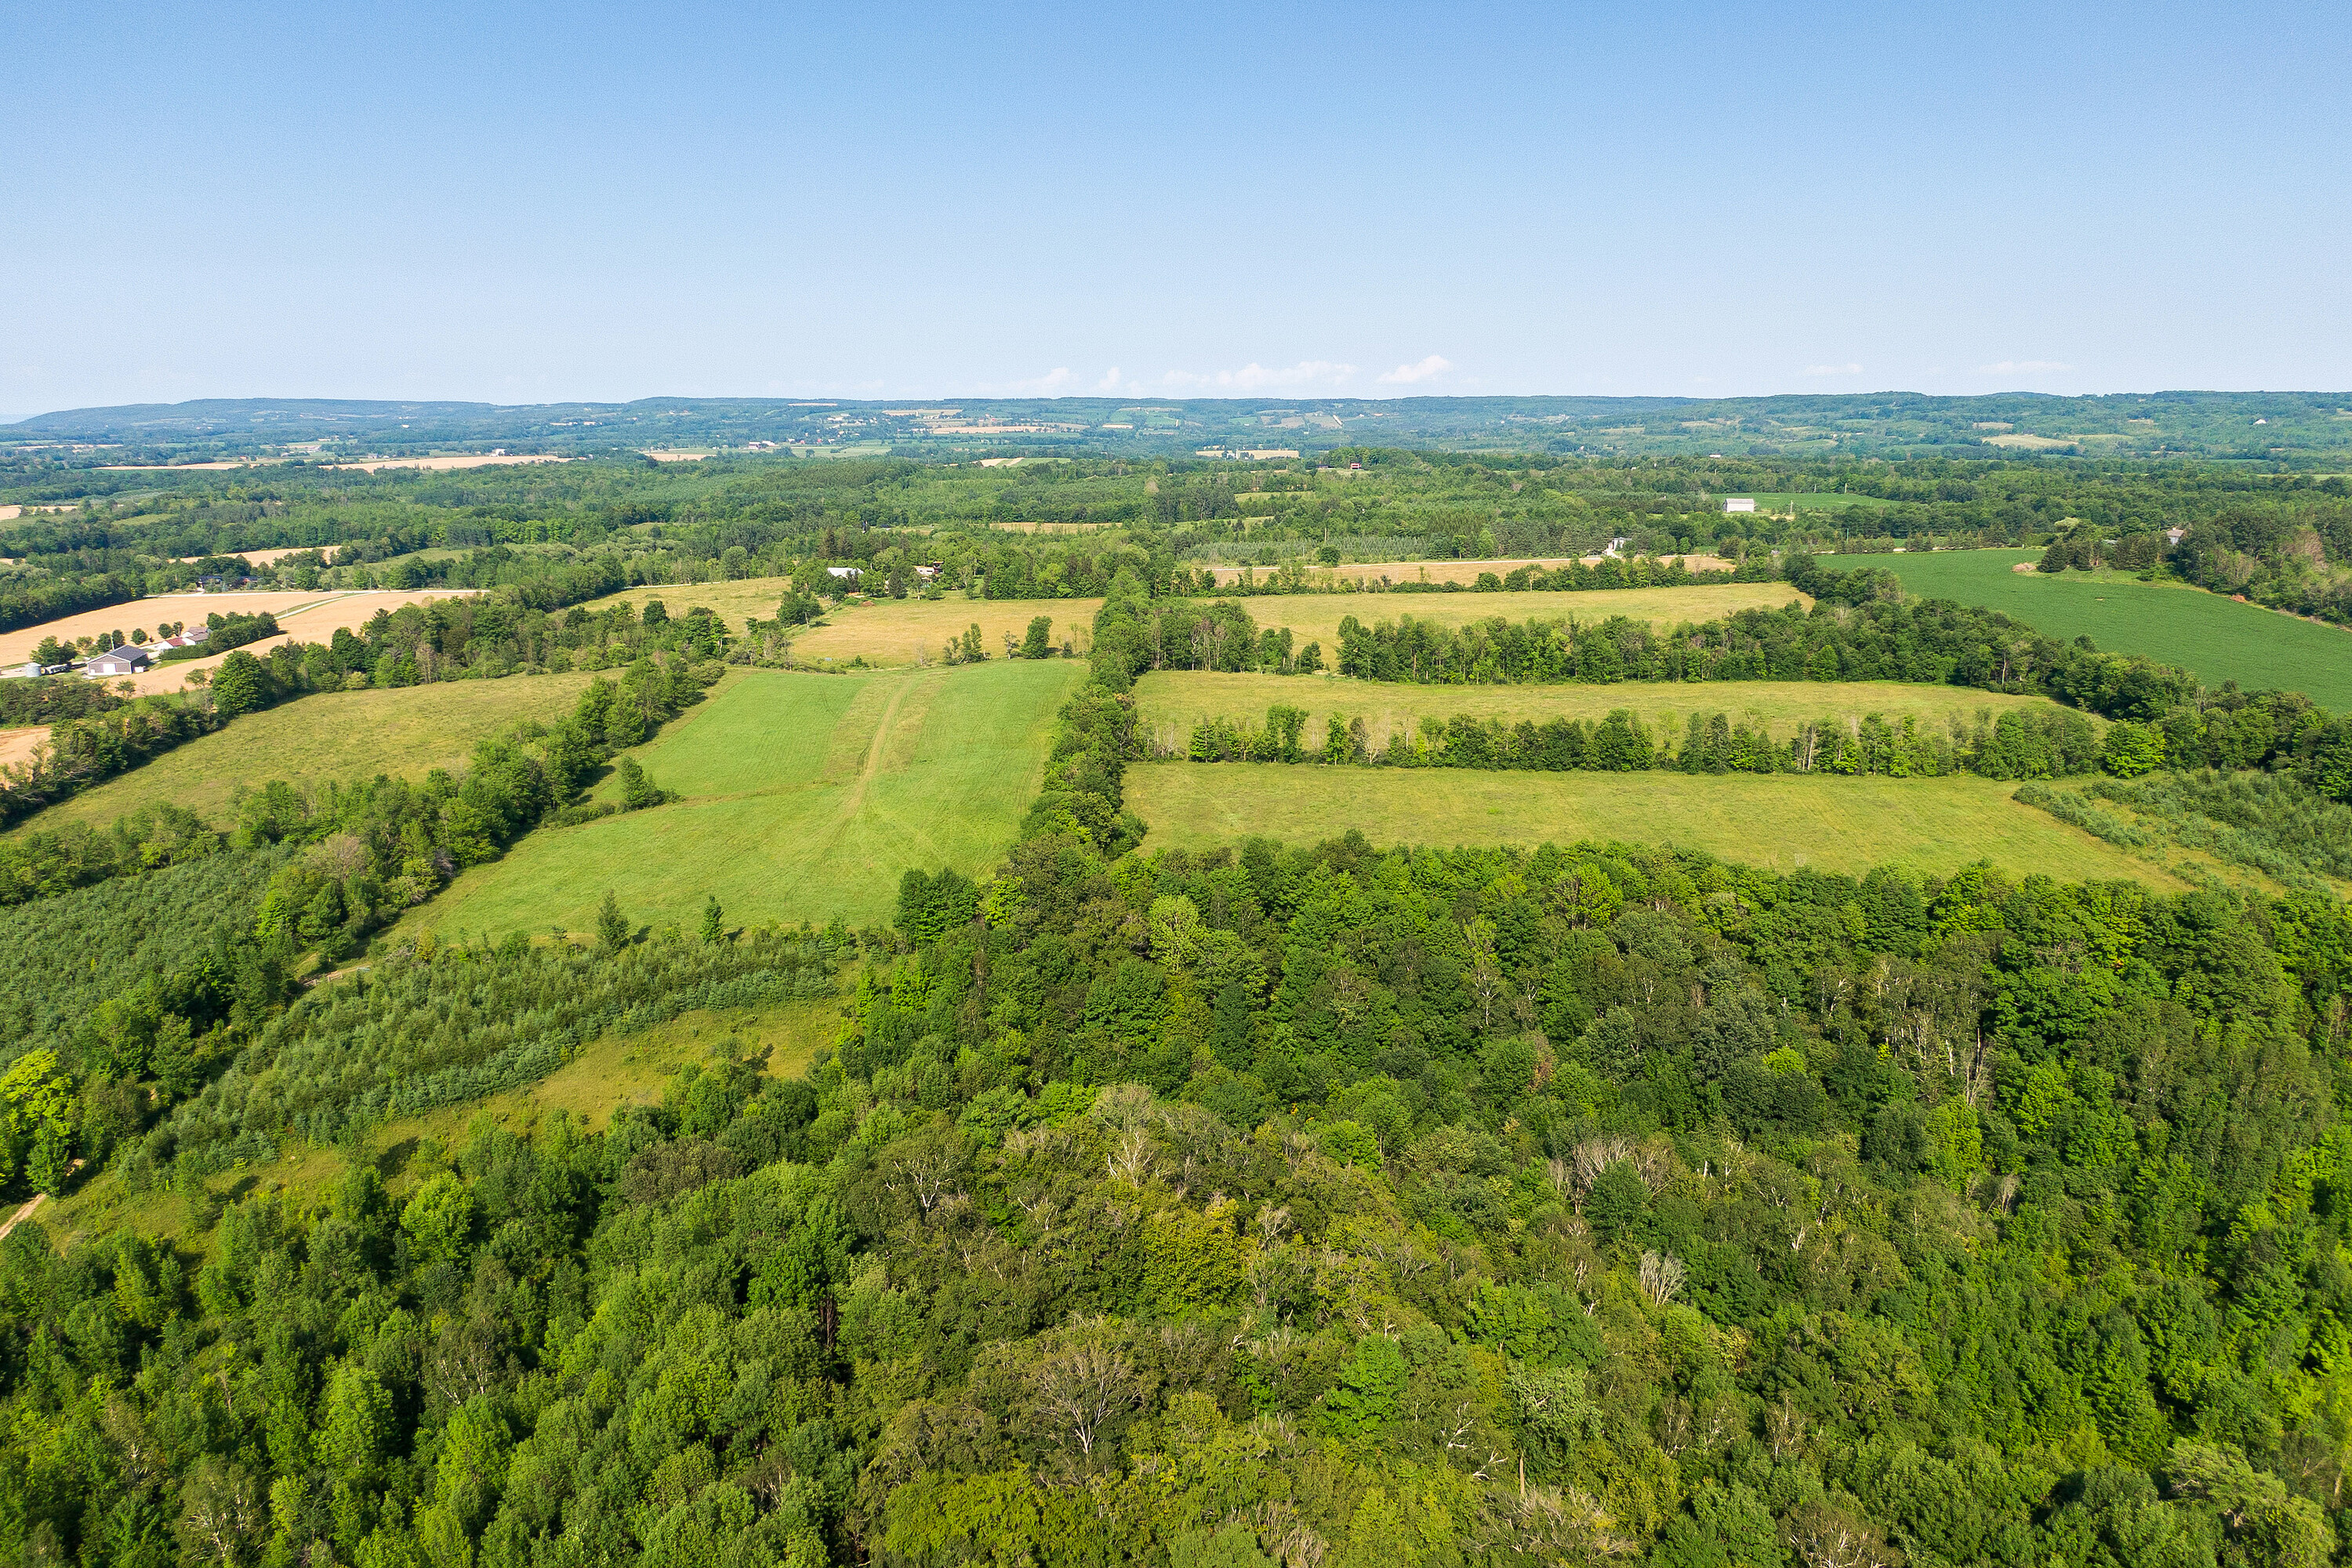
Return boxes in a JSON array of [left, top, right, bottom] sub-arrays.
[[1029, 1343, 1142, 1459]]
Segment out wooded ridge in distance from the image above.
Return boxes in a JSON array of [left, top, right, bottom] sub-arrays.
[[9, 389, 2352, 463]]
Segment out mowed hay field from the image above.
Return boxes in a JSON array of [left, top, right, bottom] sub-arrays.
[[1124, 764, 2179, 887], [14, 672, 603, 831], [400, 658, 1085, 938], [1133, 672, 2082, 754], [1839, 550, 2352, 709]]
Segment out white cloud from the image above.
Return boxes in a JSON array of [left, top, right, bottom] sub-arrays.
[[1161, 360, 1358, 391], [1978, 359, 2074, 375], [1096, 367, 1123, 392], [1802, 362, 1864, 377], [1377, 354, 1452, 385]]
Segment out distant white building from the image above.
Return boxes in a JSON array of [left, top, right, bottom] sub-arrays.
[[1724, 498, 1757, 514], [826, 565, 862, 580]]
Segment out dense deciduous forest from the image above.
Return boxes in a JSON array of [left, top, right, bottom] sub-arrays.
[[9, 783, 2352, 1566]]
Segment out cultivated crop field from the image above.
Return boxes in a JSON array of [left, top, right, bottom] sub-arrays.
[[1125, 763, 2177, 885], [1841, 549, 2352, 707], [1133, 671, 2079, 755], [13, 670, 605, 831], [399, 658, 1083, 938]]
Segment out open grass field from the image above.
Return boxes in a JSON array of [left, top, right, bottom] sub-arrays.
[[397, 658, 1083, 940], [1838, 550, 2352, 708], [1125, 763, 2180, 887], [1133, 672, 2080, 755], [13, 671, 601, 832]]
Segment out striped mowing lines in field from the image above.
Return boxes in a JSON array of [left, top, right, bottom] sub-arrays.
[[398, 659, 1086, 938]]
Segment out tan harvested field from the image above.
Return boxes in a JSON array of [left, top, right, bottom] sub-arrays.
[[1134, 673, 2083, 756], [329, 454, 570, 472], [1126, 764, 2182, 888], [1204, 554, 1738, 586], [0, 727, 49, 771], [0, 589, 481, 694], [987, 520, 1120, 534], [642, 451, 711, 462]]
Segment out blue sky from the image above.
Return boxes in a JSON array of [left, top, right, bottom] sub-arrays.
[[5, 0, 2347, 417]]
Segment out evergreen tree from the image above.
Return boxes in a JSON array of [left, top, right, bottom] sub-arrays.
[[596, 890, 629, 952]]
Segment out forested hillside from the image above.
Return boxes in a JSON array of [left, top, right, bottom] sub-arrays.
[[8, 821, 2352, 1566]]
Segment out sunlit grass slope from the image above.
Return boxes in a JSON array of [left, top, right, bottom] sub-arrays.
[[402, 659, 1084, 938]]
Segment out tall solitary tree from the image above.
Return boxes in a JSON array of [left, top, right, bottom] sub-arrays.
[[596, 891, 629, 953]]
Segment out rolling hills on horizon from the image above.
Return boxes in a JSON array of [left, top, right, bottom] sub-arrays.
[[9, 387, 2351, 463]]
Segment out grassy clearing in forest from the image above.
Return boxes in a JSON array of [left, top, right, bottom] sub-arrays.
[[398, 659, 1082, 939], [14, 671, 604, 832], [1838, 550, 2352, 708], [1124, 762, 2180, 887], [1133, 672, 2080, 755]]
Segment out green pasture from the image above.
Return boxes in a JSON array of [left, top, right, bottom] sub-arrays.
[[1132, 672, 2076, 756], [14, 671, 603, 833], [399, 659, 1083, 939], [1124, 762, 2178, 887], [1837, 550, 2352, 708]]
